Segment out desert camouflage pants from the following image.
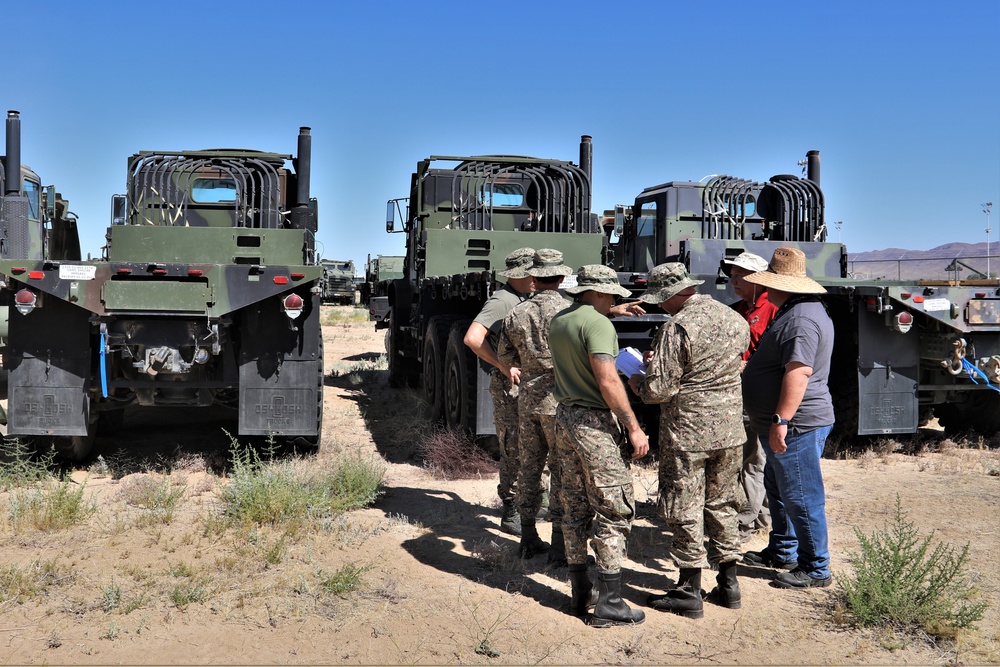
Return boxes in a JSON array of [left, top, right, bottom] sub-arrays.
[[516, 410, 562, 524], [490, 373, 519, 504], [555, 404, 634, 573], [659, 445, 742, 568]]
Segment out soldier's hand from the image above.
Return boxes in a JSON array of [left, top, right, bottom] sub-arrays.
[[629, 428, 649, 459], [509, 367, 522, 385], [627, 374, 642, 395], [610, 301, 646, 318]]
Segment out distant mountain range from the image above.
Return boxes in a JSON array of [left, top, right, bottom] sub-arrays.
[[846, 242, 997, 281]]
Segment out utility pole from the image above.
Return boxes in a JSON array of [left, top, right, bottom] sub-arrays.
[[985, 202, 994, 278]]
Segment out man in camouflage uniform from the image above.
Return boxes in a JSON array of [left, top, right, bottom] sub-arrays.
[[464, 247, 535, 536], [551, 264, 649, 628], [497, 249, 574, 563], [629, 263, 749, 618]]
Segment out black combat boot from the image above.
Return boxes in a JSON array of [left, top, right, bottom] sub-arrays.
[[499, 499, 521, 536], [648, 568, 704, 619], [589, 571, 645, 627], [705, 560, 741, 609], [568, 564, 598, 617], [547, 526, 567, 567], [518, 521, 549, 559]]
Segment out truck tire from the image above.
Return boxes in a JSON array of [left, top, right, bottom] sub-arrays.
[[444, 320, 477, 435], [51, 416, 98, 463], [937, 391, 1000, 436], [387, 308, 418, 389], [423, 316, 458, 422]]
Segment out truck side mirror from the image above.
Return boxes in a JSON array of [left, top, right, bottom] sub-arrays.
[[43, 185, 57, 221], [111, 194, 127, 225], [386, 201, 395, 233], [614, 204, 626, 237]]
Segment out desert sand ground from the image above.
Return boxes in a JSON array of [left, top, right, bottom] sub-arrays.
[[0, 305, 997, 665]]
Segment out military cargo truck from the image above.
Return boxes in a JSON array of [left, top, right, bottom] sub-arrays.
[[384, 136, 608, 436], [362, 254, 403, 326], [0, 127, 323, 460], [320, 259, 356, 305], [1, 110, 83, 427], [611, 151, 1000, 437]]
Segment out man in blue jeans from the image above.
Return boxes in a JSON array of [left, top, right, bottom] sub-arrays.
[[739, 247, 835, 589]]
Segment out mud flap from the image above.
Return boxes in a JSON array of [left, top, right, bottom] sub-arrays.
[[857, 308, 919, 434], [237, 291, 322, 437], [6, 296, 91, 436]]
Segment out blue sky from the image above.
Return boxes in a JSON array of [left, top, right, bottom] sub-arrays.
[[5, 0, 998, 268]]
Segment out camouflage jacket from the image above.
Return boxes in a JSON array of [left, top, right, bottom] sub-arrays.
[[637, 294, 749, 451], [497, 289, 569, 416]]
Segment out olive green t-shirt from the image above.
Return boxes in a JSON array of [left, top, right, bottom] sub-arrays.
[[550, 302, 619, 410]]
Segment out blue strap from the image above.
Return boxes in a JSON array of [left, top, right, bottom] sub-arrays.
[[962, 358, 1000, 393], [100, 329, 109, 399]]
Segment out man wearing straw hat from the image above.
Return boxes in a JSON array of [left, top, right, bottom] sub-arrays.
[[550, 264, 649, 627], [497, 248, 575, 563], [741, 247, 836, 589], [629, 263, 749, 618], [464, 247, 536, 537]]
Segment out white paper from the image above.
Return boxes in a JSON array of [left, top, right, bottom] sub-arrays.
[[616, 346, 647, 377]]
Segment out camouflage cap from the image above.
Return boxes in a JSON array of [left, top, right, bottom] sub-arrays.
[[722, 251, 769, 276], [743, 247, 826, 294], [526, 248, 574, 278], [498, 247, 537, 279], [564, 264, 631, 298], [639, 263, 704, 304]]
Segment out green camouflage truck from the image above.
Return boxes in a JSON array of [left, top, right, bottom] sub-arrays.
[[611, 151, 1000, 437], [384, 136, 609, 436], [362, 253, 403, 326], [320, 259, 356, 305], [0, 127, 324, 460], [1, 111, 83, 420]]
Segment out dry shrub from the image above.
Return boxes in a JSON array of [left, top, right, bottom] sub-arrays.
[[419, 427, 498, 480]]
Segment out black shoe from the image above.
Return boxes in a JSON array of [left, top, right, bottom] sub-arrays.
[[742, 549, 797, 570], [773, 568, 832, 589]]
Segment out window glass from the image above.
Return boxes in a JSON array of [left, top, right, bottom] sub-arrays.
[[191, 178, 237, 203], [23, 180, 40, 221], [479, 183, 523, 207], [637, 201, 656, 237]]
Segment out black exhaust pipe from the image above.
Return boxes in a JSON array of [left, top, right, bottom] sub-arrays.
[[295, 126, 311, 207], [579, 135, 592, 185], [5, 110, 21, 196], [806, 150, 820, 185]]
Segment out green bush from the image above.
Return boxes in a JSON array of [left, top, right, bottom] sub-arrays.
[[0, 439, 55, 491], [7, 479, 96, 531], [220, 440, 384, 529], [837, 495, 987, 639]]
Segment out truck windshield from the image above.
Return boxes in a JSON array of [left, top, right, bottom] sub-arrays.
[[479, 183, 523, 207], [191, 178, 238, 203], [24, 179, 40, 221]]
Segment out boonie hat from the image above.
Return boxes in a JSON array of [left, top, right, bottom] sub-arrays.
[[639, 263, 704, 304], [722, 251, 769, 276], [743, 247, 826, 294], [498, 247, 537, 279], [564, 264, 631, 298], [526, 248, 574, 278]]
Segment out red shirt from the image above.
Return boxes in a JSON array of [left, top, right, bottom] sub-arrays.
[[734, 290, 779, 361]]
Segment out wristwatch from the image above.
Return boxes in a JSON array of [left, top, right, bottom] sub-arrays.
[[772, 414, 790, 426]]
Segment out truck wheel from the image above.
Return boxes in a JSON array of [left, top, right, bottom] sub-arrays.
[[444, 320, 477, 435], [937, 391, 1000, 436], [50, 417, 98, 463], [423, 316, 457, 422], [387, 308, 418, 389]]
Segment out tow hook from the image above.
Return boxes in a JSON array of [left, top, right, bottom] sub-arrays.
[[942, 338, 966, 376]]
